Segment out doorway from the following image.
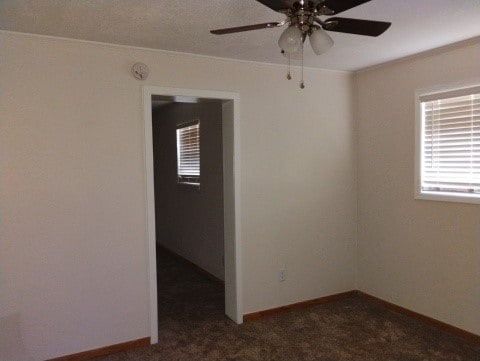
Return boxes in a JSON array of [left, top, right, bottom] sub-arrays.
[[142, 87, 242, 344]]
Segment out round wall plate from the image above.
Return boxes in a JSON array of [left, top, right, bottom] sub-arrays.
[[132, 62, 149, 80]]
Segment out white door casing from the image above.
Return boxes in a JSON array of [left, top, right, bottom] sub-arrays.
[[142, 86, 243, 343]]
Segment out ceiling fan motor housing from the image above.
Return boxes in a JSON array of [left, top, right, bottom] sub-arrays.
[[287, 1, 335, 35]]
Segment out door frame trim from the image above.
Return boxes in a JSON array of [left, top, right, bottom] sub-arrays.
[[142, 86, 243, 343]]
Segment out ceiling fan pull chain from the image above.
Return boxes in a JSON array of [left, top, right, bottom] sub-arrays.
[[300, 42, 305, 89], [287, 52, 292, 80]]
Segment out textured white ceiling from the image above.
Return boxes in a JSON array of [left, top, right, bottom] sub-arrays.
[[1, 0, 479, 71]]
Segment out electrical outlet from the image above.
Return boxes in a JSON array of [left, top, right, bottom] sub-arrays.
[[279, 268, 286, 282]]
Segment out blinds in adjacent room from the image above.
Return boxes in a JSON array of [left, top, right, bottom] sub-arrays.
[[420, 87, 480, 196], [176, 119, 200, 184]]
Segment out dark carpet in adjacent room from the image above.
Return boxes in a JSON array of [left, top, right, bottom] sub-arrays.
[[97, 247, 479, 361]]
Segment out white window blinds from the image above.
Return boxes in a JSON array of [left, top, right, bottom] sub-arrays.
[[420, 87, 480, 197], [176, 120, 200, 184]]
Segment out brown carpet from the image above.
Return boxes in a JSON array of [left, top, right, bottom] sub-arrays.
[[96, 247, 480, 361]]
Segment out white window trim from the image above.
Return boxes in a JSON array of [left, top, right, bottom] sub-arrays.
[[176, 119, 200, 186], [414, 80, 480, 205]]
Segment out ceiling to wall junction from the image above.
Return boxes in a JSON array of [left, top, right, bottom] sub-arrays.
[[1, 0, 479, 71]]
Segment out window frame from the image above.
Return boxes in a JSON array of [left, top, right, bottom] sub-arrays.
[[414, 81, 480, 205], [176, 119, 200, 187]]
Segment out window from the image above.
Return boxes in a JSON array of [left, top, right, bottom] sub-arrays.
[[176, 119, 200, 185], [416, 85, 480, 204]]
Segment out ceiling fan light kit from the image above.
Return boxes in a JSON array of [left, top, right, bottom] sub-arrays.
[[211, 0, 391, 89]]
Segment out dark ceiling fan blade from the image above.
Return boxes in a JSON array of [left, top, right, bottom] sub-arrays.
[[210, 22, 282, 35], [323, 17, 391, 36], [255, 0, 293, 11], [323, 0, 371, 14]]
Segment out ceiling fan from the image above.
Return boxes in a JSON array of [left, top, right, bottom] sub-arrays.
[[210, 0, 391, 88]]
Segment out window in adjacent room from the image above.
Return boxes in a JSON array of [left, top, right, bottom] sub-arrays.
[[415, 85, 480, 204], [176, 119, 200, 186]]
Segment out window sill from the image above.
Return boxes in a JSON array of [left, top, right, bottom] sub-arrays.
[[177, 182, 200, 191], [415, 191, 480, 205]]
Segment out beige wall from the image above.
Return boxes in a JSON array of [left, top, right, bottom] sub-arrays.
[[0, 31, 356, 360], [152, 102, 225, 281], [355, 41, 480, 335]]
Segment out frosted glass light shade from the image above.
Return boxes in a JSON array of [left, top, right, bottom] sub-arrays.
[[309, 27, 333, 55], [278, 25, 303, 53]]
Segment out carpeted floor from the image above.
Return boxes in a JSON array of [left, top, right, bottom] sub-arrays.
[[96, 247, 480, 361]]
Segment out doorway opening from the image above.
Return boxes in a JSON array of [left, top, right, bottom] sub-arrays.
[[142, 87, 242, 344]]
